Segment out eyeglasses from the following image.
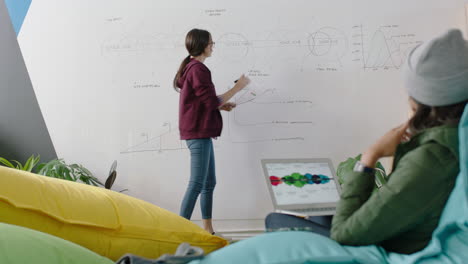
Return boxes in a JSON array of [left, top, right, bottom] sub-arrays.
[[209, 42, 215, 46]]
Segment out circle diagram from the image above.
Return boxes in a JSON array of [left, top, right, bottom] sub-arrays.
[[308, 27, 348, 59]]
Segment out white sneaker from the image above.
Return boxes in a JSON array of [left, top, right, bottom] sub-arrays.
[[212, 232, 233, 243]]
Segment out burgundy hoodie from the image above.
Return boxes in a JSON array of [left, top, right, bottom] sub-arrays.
[[177, 59, 222, 140]]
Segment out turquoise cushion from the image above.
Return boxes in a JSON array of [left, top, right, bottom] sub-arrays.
[[191, 105, 468, 264], [386, 104, 468, 263], [385, 171, 468, 263], [0, 223, 113, 264], [190, 231, 386, 264]]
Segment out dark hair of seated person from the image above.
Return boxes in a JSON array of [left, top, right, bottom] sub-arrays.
[[409, 99, 467, 133]]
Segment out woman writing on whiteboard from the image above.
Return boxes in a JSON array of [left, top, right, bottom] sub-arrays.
[[266, 29, 468, 253], [173, 28, 250, 235]]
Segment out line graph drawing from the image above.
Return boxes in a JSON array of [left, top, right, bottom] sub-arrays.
[[224, 75, 315, 128], [120, 122, 185, 154], [230, 97, 315, 127], [225, 89, 315, 144], [233, 78, 276, 106], [352, 25, 422, 70]]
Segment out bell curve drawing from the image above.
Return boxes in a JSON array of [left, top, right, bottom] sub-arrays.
[[352, 24, 422, 70]]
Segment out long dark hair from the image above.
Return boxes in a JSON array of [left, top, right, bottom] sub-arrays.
[[173, 29, 211, 92], [409, 98, 467, 133]]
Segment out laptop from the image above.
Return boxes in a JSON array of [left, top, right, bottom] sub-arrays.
[[261, 158, 341, 217]]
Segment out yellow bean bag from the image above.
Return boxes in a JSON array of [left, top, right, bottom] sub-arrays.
[[0, 166, 227, 261]]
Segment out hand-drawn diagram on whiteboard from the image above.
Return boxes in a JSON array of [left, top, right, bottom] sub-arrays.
[[213, 27, 348, 73], [206, 27, 344, 143], [120, 122, 185, 154], [304, 27, 348, 71], [101, 32, 182, 56], [227, 87, 315, 127], [101, 25, 340, 146], [351, 25, 422, 70], [99, 12, 423, 150]]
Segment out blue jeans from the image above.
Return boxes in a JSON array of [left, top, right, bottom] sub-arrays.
[[265, 213, 333, 237], [180, 138, 216, 220]]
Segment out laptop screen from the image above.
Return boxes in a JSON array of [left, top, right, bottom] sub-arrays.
[[264, 160, 341, 206]]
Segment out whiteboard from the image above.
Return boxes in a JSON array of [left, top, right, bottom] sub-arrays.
[[18, 0, 467, 221]]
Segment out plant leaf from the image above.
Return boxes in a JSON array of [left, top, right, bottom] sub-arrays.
[[79, 165, 93, 177], [23, 156, 33, 171], [30, 155, 41, 172], [36, 163, 45, 172], [34, 158, 104, 187], [12, 160, 23, 170], [65, 170, 74, 181], [0, 157, 15, 168], [23, 154, 40, 172]]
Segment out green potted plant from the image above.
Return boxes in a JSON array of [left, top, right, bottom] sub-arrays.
[[36, 159, 104, 186], [0, 155, 103, 187], [0, 154, 40, 172]]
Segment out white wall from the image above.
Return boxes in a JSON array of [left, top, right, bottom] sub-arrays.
[[17, 0, 467, 230], [0, 0, 56, 164]]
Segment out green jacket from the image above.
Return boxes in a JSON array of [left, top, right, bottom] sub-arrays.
[[330, 125, 459, 254]]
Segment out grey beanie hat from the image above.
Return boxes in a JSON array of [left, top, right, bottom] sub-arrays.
[[403, 29, 468, 106]]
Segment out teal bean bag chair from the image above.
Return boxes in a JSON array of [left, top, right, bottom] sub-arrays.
[[190, 105, 468, 264], [0, 223, 113, 264]]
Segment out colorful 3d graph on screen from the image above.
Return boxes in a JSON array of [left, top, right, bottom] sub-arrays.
[[270, 173, 331, 187]]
